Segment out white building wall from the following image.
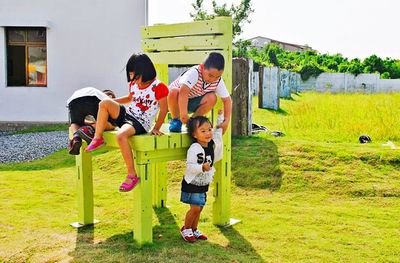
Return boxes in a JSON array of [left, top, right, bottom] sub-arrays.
[[0, 0, 146, 122]]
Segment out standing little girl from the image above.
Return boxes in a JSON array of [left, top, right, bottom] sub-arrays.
[[180, 111, 224, 242], [85, 53, 169, 192]]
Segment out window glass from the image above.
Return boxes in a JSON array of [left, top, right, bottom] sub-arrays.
[[28, 47, 47, 85], [8, 30, 26, 43], [27, 29, 46, 42], [6, 27, 47, 87]]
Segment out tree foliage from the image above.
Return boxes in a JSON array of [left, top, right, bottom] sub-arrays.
[[190, 0, 254, 40], [247, 44, 400, 80]]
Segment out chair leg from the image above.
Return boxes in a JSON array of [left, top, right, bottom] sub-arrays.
[[73, 143, 95, 227], [132, 163, 153, 245]]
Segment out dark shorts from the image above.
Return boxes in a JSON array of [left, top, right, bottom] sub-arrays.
[[122, 114, 147, 135], [108, 105, 127, 128], [180, 191, 207, 206], [187, 95, 205, 113], [68, 96, 101, 126]]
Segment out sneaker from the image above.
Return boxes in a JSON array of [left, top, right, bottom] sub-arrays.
[[169, 118, 182, 133], [76, 125, 95, 144], [193, 229, 208, 240], [85, 137, 105, 152], [68, 136, 82, 155], [180, 226, 196, 243]]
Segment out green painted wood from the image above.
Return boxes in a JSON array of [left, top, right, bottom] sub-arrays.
[[168, 135, 181, 149], [143, 35, 228, 52], [154, 64, 168, 84], [154, 162, 167, 208], [151, 163, 157, 207], [141, 17, 231, 39], [102, 124, 188, 151], [147, 50, 229, 65], [102, 131, 156, 151], [155, 135, 169, 150], [212, 147, 232, 225], [76, 143, 94, 225], [211, 17, 233, 226], [152, 63, 169, 210], [135, 148, 188, 164], [181, 134, 192, 148], [132, 164, 153, 245]]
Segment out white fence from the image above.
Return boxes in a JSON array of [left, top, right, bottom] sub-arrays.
[[250, 63, 400, 97], [302, 73, 400, 93]]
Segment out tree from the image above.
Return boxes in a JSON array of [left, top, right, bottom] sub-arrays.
[[190, 0, 254, 40], [233, 39, 251, 58], [246, 41, 400, 79]]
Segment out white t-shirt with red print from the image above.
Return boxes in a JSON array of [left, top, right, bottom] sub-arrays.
[[126, 79, 169, 132]]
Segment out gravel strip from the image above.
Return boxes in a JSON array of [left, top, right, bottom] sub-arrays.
[[0, 131, 69, 163]]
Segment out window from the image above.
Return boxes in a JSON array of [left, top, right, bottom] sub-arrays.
[[6, 27, 47, 87]]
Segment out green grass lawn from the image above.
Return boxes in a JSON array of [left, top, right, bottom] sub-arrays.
[[254, 92, 400, 143], [12, 123, 68, 134], [1, 93, 400, 262]]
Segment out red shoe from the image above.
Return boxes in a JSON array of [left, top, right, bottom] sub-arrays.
[[119, 174, 139, 192], [193, 229, 208, 240], [85, 137, 105, 152], [180, 226, 196, 243], [76, 125, 95, 144]]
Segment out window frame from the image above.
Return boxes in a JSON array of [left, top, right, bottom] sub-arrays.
[[6, 27, 47, 87]]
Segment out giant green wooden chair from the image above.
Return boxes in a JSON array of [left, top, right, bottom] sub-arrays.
[[72, 17, 234, 245]]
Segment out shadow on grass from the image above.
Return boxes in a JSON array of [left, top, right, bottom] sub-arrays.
[[71, 207, 264, 262], [280, 95, 296, 101], [256, 106, 288, 116], [232, 136, 283, 190], [266, 107, 289, 115]]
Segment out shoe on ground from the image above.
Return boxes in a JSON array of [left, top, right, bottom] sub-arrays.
[[193, 229, 208, 240], [76, 125, 95, 144], [68, 136, 82, 155], [169, 118, 182, 133], [180, 226, 196, 243], [85, 137, 105, 152]]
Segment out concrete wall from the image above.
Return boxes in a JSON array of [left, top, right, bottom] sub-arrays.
[[249, 61, 301, 97], [0, 0, 146, 122], [301, 73, 400, 93], [259, 66, 280, 110], [378, 79, 400, 92], [254, 66, 400, 95]]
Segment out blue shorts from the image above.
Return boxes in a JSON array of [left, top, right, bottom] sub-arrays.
[[180, 191, 207, 206], [187, 95, 205, 113]]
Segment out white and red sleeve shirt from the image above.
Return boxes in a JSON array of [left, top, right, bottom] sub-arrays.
[[169, 64, 230, 99], [126, 79, 169, 132]]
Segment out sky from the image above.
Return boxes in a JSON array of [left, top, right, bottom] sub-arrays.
[[148, 0, 400, 60]]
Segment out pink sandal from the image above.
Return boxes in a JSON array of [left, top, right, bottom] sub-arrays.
[[85, 137, 105, 152], [119, 174, 139, 192]]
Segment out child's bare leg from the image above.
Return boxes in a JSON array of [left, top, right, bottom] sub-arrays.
[[184, 205, 201, 229], [116, 124, 137, 178], [70, 123, 80, 134], [192, 92, 217, 117], [94, 98, 120, 139], [104, 122, 116, 131], [167, 88, 180, 119], [191, 206, 203, 230]]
